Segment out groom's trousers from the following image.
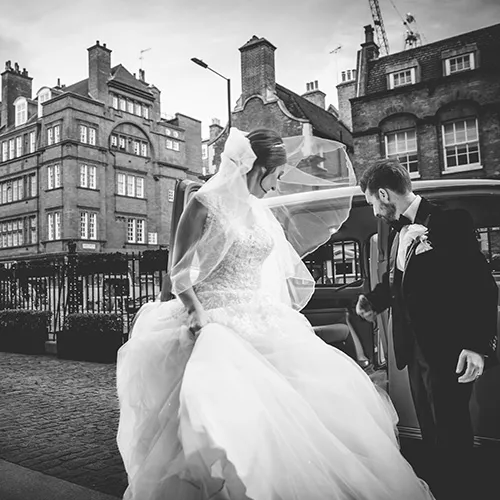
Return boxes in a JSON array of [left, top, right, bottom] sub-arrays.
[[407, 336, 475, 498]]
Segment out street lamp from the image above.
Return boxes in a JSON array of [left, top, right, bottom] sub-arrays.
[[191, 57, 231, 129]]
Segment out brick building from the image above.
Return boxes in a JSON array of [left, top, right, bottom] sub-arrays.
[[340, 23, 500, 180], [207, 35, 353, 171], [0, 41, 202, 261]]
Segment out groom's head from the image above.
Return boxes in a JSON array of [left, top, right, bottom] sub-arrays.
[[359, 159, 413, 223]]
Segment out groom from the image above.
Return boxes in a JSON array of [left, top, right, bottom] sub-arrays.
[[355, 159, 498, 498]]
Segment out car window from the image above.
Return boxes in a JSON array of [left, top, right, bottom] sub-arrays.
[[477, 226, 500, 274], [303, 240, 361, 286]]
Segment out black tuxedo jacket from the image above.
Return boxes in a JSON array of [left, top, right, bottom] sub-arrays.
[[366, 197, 498, 371]]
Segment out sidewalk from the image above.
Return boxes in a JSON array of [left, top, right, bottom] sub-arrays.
[[0, 459, 119, 500], [0, 352, 127, 498]]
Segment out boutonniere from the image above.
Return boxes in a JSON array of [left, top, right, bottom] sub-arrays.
[[403, 224, 433, 256]]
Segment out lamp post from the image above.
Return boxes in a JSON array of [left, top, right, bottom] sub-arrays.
[[191, 57, 231, 129]]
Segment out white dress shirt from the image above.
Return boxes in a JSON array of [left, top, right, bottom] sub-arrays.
[[396, 195, 422, 271]]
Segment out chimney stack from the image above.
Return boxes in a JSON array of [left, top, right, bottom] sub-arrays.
[[337, 68, 357, 131], [239, 36, 277, 101], [362, 25, 380, 61], [301, 80, 326, 109], [1, 60, 33, 128], [88, 40, 111, 102], [209, 117, 224, 142], [138, 69, 145, 82]]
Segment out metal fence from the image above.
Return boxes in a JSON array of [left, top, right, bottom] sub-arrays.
[[0, 246, 167, 342]]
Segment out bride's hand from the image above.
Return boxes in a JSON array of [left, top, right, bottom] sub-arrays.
[[187, 307, 209, 339]]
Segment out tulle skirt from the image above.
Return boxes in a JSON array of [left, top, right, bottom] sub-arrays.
[[116, 296, 434, 500]]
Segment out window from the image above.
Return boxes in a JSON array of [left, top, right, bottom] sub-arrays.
[[38, 88, 51, 117], [133, 141, 140, 156], [142, 106, 150, 119], [140, 142, 148, 157], [9, 139, 15, 159], [134, 102, 142, 116], [127, 100, 134, 114], [119, 98, 126, 111], [385, 129, 419, 177], [48, 164, 61, 190], [445, 53, 475, 76], [79, 124, 97, 145], [16, 136, 23, 157], [117, 173, 126, 195], [111, 135, 118, 148], [148, 232, 158, 245], [29, 131, 36, 153], [47, 211, 62, 241], [80, 211, 97, 240], [0, 215, 37, 248], [202, 144, 208, 160], [117, 173, 145, 198], [168, 189, 175, 202], [47, 124, 60, 146], [388, 68, 415, 89], [442, 118, 480, 171], [173, 141, 180, 152], [304, 240, 361, 286], [127, 218, 146, 243], [2, 142, 7, 162], [119, 136, 126, 149], [15, 99, 27, 127], [80, 165, 96, 189], [112, 95, 118, 109]]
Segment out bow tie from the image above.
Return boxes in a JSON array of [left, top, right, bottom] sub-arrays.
[[390, 215, 411, 232]]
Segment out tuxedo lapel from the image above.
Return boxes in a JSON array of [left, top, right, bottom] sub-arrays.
[[401, 198, 435, 288], [389, 231, 399, 289]]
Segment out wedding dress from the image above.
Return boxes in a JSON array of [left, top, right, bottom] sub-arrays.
[[116, 188, 435, 500]]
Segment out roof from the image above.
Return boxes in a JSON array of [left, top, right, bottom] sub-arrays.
[[63, 65, 154, 100], [108, 65, 154, 97], [365, 23, 500, 95], [276, 83, 351, 145]]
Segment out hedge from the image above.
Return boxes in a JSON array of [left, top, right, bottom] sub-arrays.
[[58, 313, 123, 363], [0, 309, 51, 354]]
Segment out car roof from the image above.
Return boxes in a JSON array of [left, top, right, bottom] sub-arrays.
[[263, 179, 500, 209]]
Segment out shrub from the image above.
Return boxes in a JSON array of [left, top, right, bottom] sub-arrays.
[[0, 309, 51, 354], [58, 313, 123, 363]]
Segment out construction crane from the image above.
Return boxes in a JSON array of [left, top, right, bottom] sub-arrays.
[[403, 12, 423, 50], [368, 0, 390, 56]]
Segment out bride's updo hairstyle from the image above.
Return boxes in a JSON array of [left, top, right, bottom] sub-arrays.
[[247, 129, 287, 185]]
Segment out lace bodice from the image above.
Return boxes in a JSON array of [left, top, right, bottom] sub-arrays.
[[193, 193, 274, 309]]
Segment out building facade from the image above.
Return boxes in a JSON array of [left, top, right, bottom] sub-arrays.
[[0, 41, 202, 261], [207, 36, 353, 172], [342, 23, 500, 180]]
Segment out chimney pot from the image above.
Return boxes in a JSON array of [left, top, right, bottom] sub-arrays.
[[364, 25, 374, 44]]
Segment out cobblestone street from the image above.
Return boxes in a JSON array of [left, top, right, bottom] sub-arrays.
[[0, 352, 126, 498]]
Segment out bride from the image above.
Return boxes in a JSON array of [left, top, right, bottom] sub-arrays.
[[116, 127, 435, 500]]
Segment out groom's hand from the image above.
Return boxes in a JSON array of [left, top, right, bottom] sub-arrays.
[[456, 349, 485, 383], [355, 295, 376, 323]]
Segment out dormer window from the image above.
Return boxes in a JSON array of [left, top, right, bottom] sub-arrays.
[[37, 88, 52, 117], [388, 68, 416, 89], [14, 97, 27, 127], [445, 53, 475, 76]]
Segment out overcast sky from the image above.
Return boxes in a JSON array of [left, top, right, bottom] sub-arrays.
[[0, 0, 499, 137]]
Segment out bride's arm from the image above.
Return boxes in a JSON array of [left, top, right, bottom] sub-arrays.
[[160, 198, 208, 316]]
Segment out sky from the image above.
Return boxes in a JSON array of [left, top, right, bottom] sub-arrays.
[[0, 0, 499, 137]]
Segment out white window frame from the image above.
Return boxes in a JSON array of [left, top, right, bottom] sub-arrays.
[[126, 175, 135, 197], [445, 53, 475, 76], [9, 139, 15, 159], [80, 125, 88, 144], [384, 128, 419, 178], [112, 95, 118, 109], [88, 127, 96, 146], [117, 173, 126, 195], [2, 142, 7, 162], [127, 100, 134, 114], [54, 125, 60, 143], [127, 218, 146, 244], [15, 99, 27, 127], [441, 117, 482, 173], [48, 127, 54, 146], [29, 131, 36, 153], [111, 135, 118, 148], [88, 165, 96, 189], [135, 177, 144, 198], [140, 142, 148, 157], [80, 211, 97, 240], [47, 211, 61, 241], [80, 164, 88, 188], [148, 232, 158, 245], [388, 68, 416, 89], [173, 141, 180, 152], [15, 136, 22, 157], [48, 164, 61, 190], [37, 88, 51, 117]]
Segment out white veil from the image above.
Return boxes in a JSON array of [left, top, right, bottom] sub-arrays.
[[169, 127, 356, 311]]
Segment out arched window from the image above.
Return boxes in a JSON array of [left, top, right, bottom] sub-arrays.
[[37, 88, 52, 117], [14, 97, 27, 126], [380, 114, 419, 178]]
